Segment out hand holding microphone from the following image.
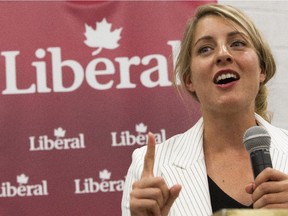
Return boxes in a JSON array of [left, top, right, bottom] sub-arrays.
[[244, 126, 288, 208]]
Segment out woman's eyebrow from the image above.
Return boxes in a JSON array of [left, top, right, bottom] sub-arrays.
[[193, 35, 214, 48], [193, 31, 247, 47], [227, 31, 247, 38]]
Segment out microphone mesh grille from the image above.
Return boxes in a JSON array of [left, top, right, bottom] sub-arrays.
[[243, 126, 271, 153]]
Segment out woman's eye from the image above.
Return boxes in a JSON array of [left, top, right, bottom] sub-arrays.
[[231, 40, 246, 47], [198, 46, 212, 54]]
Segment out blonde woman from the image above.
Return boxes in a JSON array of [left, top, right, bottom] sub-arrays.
[[122, 4, 288, 216]]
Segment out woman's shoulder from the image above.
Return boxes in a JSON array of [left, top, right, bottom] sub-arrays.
[[269, 125, 288, 151], [257, 114, 288, 152]]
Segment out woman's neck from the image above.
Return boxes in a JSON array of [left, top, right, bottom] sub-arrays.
[[202, 110, 257, 153]]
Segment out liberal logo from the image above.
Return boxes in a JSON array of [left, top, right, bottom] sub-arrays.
[[0, 17, 179, 95], [84, 18, 123, 56], [29, 127, 85, 151], [0, 174, 48, 197], [111, 123, 166, 147], [74, 169, 124, 194]]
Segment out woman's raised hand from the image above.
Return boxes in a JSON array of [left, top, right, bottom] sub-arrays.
[[130, 132, 182, 216]]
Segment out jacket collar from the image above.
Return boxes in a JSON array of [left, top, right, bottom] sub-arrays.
[[160, 117, 213, 215], [171, 117, 205, 169]]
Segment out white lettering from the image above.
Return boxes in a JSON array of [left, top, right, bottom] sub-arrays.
[[32, 48, 52, 93], [86, 58, 114, 90], [111, 129, 166, 146], [1, 40, 181, 95], [167, 40, 181, 84], [47, 47, 84, 92], [0, 181, 48, 197], [141, 54, 172, 88], [74, 178, 124, 194], [29, 134, 85, 151], [115, 56, 140, 89], [1, 51, 36, 94]]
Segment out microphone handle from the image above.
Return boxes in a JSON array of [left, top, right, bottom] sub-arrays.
[[250, 149, 273, 178]]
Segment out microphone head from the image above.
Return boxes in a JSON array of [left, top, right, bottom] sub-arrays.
[[243, 126, 271, 153]]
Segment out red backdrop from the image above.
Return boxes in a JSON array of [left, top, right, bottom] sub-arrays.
[[0, 1, 215, 215]]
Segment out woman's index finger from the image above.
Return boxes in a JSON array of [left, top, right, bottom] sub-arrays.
[[141, 132, 156, 178]]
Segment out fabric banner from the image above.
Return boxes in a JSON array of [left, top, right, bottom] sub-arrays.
[[0, 1, 215, 215]]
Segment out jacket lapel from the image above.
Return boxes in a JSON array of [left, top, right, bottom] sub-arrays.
[[160, 118, 213, 216]]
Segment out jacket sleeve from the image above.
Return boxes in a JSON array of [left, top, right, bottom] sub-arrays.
[[121, 146, 146, 216]]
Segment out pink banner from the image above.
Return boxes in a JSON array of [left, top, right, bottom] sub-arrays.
[[0, 1, 214, 215]]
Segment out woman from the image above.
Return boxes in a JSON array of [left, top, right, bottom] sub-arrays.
[[122, 3, 288, 216]]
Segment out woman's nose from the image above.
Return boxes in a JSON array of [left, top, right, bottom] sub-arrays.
[[216, 45, 233, 65]]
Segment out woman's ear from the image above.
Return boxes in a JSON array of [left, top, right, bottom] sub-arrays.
[[260, 69, 266, 83], [185, 74, 195, 92]]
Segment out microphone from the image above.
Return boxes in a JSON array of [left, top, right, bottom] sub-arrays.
[[243, 126, 272, 178]]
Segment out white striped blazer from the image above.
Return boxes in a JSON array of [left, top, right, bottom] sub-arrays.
[[121, 114, 288, 216]]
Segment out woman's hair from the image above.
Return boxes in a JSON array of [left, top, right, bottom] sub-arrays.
[[174, 4, 276, 122]]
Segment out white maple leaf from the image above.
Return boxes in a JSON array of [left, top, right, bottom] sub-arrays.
[[17, 174, 29, 184], [54, 127, 66, 138], [99, 169, 111, 181], [84, 18, 122, 55], [135, 123, 147, 134]]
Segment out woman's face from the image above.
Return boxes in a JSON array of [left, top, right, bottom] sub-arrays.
[[187, 15, 265, 115]]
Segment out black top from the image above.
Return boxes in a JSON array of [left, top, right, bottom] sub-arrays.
[[208, 176, 253, 213]]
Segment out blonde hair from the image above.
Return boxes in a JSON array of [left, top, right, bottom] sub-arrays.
[[175, 4, 276, 122]]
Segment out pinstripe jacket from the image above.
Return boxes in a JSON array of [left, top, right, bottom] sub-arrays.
[[121, 114, 288, 216]]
